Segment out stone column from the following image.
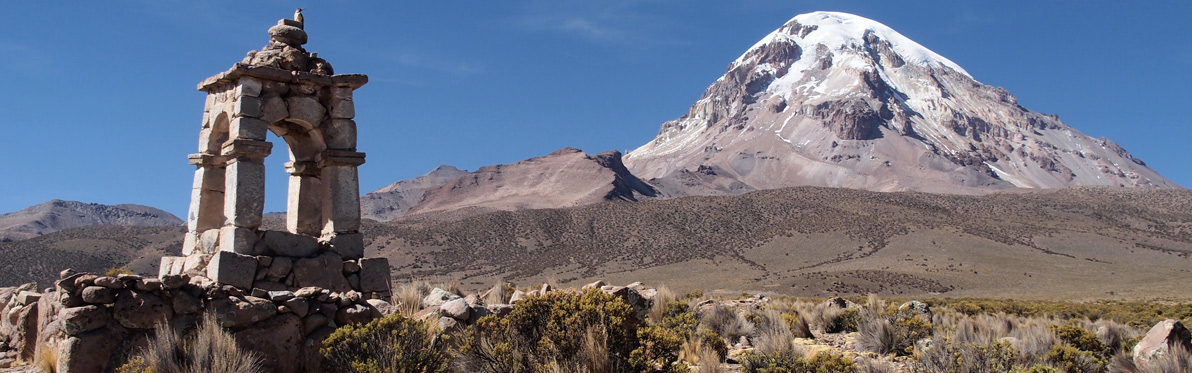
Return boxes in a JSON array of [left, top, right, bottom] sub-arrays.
[[182, 154, 226, 255], [320, 150, 365, 259], [285, 160, 322, 236], [216, 77, 273, 254]]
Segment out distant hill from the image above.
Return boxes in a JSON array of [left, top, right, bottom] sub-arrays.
[[0, 225, 184, 287], [0, 200, 182, 242]]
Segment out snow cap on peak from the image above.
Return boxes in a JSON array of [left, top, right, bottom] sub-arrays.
[[739, 11, 971, 78]]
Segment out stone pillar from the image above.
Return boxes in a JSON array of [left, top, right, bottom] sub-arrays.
[[182, 154, 226, 255], [219, 138, 271, 254], [285, 161, 322, 236], [320, 150, 365, 259]]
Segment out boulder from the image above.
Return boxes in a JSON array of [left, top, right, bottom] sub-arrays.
[[335, 303, 371, 326], [60, 305, 108, 336], [365, 299, 395, 316], [234, 313, 302, 373], [172, 289, 204, 315], [15, 291, 41, 306], [92, 276, 123, 290], [112, 290, 172, 329], [487, 304, 513, 317], [423, 288, 460, 308], [160, 274, 189, 290], [509, 290, 526, 304], [302, 313, 329, 336], [583, 280, 606, 290], [13, 304, 38, 361], [342, 260, 360, 274], [208, 296, 277, 328], [292, 252, 352, 292], [57, 329, 115, 373], [439, 298, 471, 321], [80, 286, 115, 304], [438, 316, 462, 334], [601, 286, 651, 320], [283, 297, 311, 318], [1134, 319, 1192, 368]]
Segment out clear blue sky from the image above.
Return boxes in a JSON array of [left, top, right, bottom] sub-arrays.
[[2, 1, 1188, 218]]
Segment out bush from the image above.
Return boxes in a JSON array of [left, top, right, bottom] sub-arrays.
[[819, 307, 860, 334], [741, 351, 856, 373], [106, 267, 134, 277], [658, 301, 699, 338], [118, 313, 264, 373], [630, 324, 685, 372], [459, 288, 648, 372], [1044, 344, 1105, 373], [320, 313, 452, 373], [856, 310, 932, 356], [1051, 324, 1107, 356], [700, 303, 755, 343], [919, 339, 1020, 373]]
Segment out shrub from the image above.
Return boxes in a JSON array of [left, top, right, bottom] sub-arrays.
[[658, 301, 699, 338], [740, 351, 856, 373], [105, 267, 134, 277], [393, 280, 430, 317], [459, 288, 646, 372], [782, 311, 814, 339], [700, 303, 755, 343], [856, 310, 932, 356], [118, 313, 264, 373], [648, 285, 678, 323], [320, 313, 451, 373], [753, 309, 799, 355], [919, 339, 1021, 373], [681, 328, 729, 366], [1044, 344, 1105, 373], [629, 324, 685, 372], [818, 307, 860, 334], [1050, 324, 1107, 356]]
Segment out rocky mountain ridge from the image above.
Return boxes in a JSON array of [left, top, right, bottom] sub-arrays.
[[0, 200, 182, 242]]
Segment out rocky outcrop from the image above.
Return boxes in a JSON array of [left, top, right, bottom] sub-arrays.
[[1134, 319, 1192, 368], [361, 165, 471, 221]]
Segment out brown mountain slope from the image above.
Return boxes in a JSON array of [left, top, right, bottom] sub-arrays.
[[405, 148, 657, 218], [0, 200, 182, 242], [369, 187, 1192, 299], [360, 165, 471, 221], [0, 225, 184, 287]]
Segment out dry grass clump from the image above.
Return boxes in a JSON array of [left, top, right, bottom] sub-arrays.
[[699, 302, 755, 343], [117, 313, 264, 373], [648, 284, 678, 323], [751, 309, 800, 355], [482, 280, 516, 305], [34, 342, 58, 373]]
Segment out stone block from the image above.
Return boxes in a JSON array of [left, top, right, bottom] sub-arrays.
[[81, 286, 115, 304], [260, 95, 287, 125], [232, 95, 262, 118], [267, 256, 293, 279], [330, 97, 355, 119], [224, 160, 266, 228], [182, 231, 199, 256], [262, 230, 320, 257], [324, 118, 357, 150], [439, 298, 470, 321], [292, 252, 352, 292], [230, 117, 268, 141], [172, 289, 203, 315], [286, 175, 323, 236], [159, 256, 184, 277], [93, 276, 123, 290], [320, 166, 362, 233], [236, 76, 262, 97], [357, 258, 390, 293], [331, 86, 353, 99], [326, 232, 364, 259], [286, 95, 326, 128], [15, 291, 41, 305], [220, 226, 259, 255], [182, 254, 210, 276], [207, 251, 257, 290], [208, 296, 277, 328]]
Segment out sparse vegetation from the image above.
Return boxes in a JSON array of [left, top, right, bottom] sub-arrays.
[[118, 312, 264, 373], [320, 313, 453, 373]]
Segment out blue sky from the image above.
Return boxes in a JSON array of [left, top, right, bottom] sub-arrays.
[[2, 1, 1188, 218]]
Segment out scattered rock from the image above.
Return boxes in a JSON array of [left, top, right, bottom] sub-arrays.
[[335, 303, 371, 326], [365, 299, 395, 316], [1134, 319, 1192, 368], [423, 288, 459, 308], [440, 298, 471, 321]]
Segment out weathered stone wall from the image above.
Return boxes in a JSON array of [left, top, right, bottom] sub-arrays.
[[0, 266, 393, 373]]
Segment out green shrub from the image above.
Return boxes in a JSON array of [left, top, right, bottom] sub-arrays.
[[1044, 344, 1105, 373], [320, 314, 452, 373], [630, 324, 685, 372], [741, 351, 855, 373], [1050, 324, 1107, 356], [459, 288, 648, 372], [823, 308, 861, 334], [658, 301, 699, 338]]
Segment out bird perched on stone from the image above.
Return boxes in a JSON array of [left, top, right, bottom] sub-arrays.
[[294, 8, 304, 28]]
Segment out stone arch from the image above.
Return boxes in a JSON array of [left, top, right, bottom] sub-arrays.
[[183, 68, 367, 260]]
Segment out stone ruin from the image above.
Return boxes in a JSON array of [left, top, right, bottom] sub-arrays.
[[0, 13, 392, 373]]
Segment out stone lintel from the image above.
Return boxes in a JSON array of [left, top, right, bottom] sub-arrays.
[[221, 139, 273, 159], [319, 150, 366, 167], [199, 64, 368, 92], [188, 153, 227, 167]]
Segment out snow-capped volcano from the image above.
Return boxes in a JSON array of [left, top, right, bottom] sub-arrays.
[[625, 11, 1177, 195]]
